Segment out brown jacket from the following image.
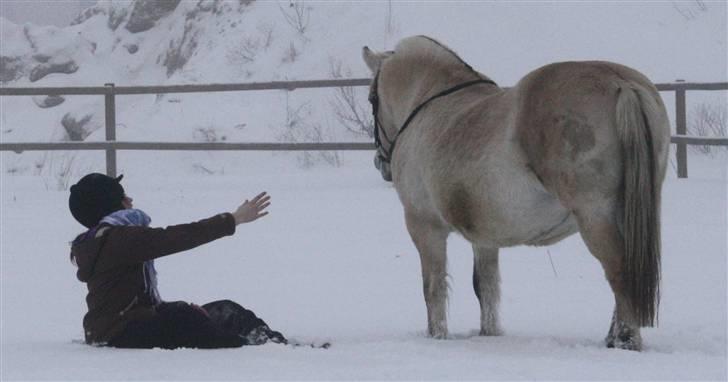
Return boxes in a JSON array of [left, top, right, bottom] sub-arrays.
[[71, 213, 236, 344]]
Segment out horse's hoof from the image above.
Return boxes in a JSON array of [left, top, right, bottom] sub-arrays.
[[605, 317, 642, 351], [428, 325, 448, 339], [605, 334, 642, 351], [479, 327, 503, 336]]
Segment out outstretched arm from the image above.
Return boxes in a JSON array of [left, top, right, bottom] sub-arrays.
[[100, 192, 272, 268]]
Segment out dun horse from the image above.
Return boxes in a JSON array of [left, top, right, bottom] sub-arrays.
[[363, 36, 669, 351]]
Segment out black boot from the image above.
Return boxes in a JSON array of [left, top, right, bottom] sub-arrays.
[[242, 325, 287, 345], [202, 300, 287, 346]]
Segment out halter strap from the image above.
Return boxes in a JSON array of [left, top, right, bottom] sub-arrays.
[[370, 74, 497, 164]]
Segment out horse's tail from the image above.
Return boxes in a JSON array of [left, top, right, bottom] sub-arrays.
[[615, 83, 666, 327]]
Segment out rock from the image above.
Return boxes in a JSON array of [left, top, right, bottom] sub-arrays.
[[73, 3, 129, 31], [125, 44, 139, 54], [197, 0, 217, 12], [32, 54, 51, 63], [32, 95, 66, 108], [126, 0, 181, 33], [108, 7, 129, 30], [29, 61, 79, 82], [61, 113, 95, 141], [0, 56, 24, 83], [71, 6, 105, 26]]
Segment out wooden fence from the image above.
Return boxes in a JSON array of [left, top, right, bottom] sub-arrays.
[[1, 79, 726, 178]]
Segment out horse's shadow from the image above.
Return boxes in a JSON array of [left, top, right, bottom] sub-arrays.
[[412, 329, 679, 355], [413, 329, 643, 353]]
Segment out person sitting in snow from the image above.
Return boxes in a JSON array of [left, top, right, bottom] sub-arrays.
[[68, 172, 286, 349]]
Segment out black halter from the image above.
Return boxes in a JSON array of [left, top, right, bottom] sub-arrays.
[[369, 71, 497, 164]]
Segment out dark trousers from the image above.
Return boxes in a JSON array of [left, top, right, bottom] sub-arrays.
[[108, 300, 285, 349]]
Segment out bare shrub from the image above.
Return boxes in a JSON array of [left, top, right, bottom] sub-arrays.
[[193, 126, 226, 142], [226, 26, 273, 71], [257, 23, 275, 49], [671, 0, 708, 21], [226, 37, 260, 66], [687, 102, 727, 155], [38, 152, 79, 190], [281, 42, 299, 64], [328, 58, 374, 138], [277, 93, 341, 168], [296, 123, 341, 168], [384, 0, 399, 38], [240, 38, 260, 62], [192, 163, 216, 175], [54, 153, 78, 190], [278, 1, 310, 36]]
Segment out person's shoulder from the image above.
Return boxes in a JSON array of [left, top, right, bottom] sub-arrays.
[[100, 224, 153, 245]]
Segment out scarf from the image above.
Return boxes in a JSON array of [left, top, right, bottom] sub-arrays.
[[79, 209, 162, 305]]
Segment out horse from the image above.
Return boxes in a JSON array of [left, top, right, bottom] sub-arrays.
[[362, 36, 670, 351]]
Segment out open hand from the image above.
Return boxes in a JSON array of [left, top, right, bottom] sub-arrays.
[[232, 192, 271, 225]]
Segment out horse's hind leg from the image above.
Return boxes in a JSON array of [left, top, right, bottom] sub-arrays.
[[575, 203, 642, 351], [472, 246, 502, 336], [405, 211, 449, 339]]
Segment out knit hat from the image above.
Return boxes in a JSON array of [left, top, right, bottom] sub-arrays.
[[69, 173, 125, 228]]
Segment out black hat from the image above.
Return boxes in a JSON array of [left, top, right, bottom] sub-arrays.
[[69, 173, 125, 228]]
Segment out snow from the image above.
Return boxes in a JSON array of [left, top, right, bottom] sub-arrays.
[[1, 151, 726, 380], [1, 1, 727, 380]]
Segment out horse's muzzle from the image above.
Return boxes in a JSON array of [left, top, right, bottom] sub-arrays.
[[374, 153, 393, 182]]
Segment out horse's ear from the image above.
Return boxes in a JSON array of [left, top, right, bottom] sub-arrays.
[[362, 46, 393, 73]]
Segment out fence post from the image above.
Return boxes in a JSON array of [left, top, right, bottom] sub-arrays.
[[675, 79, 687, 178], [104, 83, 117, 177]]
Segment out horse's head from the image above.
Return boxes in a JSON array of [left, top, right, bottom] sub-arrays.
[[362, 36, 493, 182], [363, 46, 395, 181]]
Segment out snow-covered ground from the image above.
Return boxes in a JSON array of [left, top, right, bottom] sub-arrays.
[[1, 150, 726, 380], [1, 1, 727, 380]]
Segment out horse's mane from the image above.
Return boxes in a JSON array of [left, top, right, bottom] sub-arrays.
[[393, 36, 487, 81]]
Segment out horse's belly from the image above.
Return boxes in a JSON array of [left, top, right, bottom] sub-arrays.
[[445, 173, 579, 248], [477, 198, 577, 248]]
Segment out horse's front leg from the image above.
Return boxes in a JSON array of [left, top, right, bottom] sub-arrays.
[[472, 245, 502, 336], [405, 211, 449, 339]]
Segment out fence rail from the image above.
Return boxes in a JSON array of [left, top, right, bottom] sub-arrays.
[[0, 141, 375, 152], [1, 79, 726, 178], [0, 79, 373, 96], [3, 136, 727, 153]]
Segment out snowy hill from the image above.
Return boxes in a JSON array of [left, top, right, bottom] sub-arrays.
[[4, 1, 726, 86], [1, 1, 726, 182]]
